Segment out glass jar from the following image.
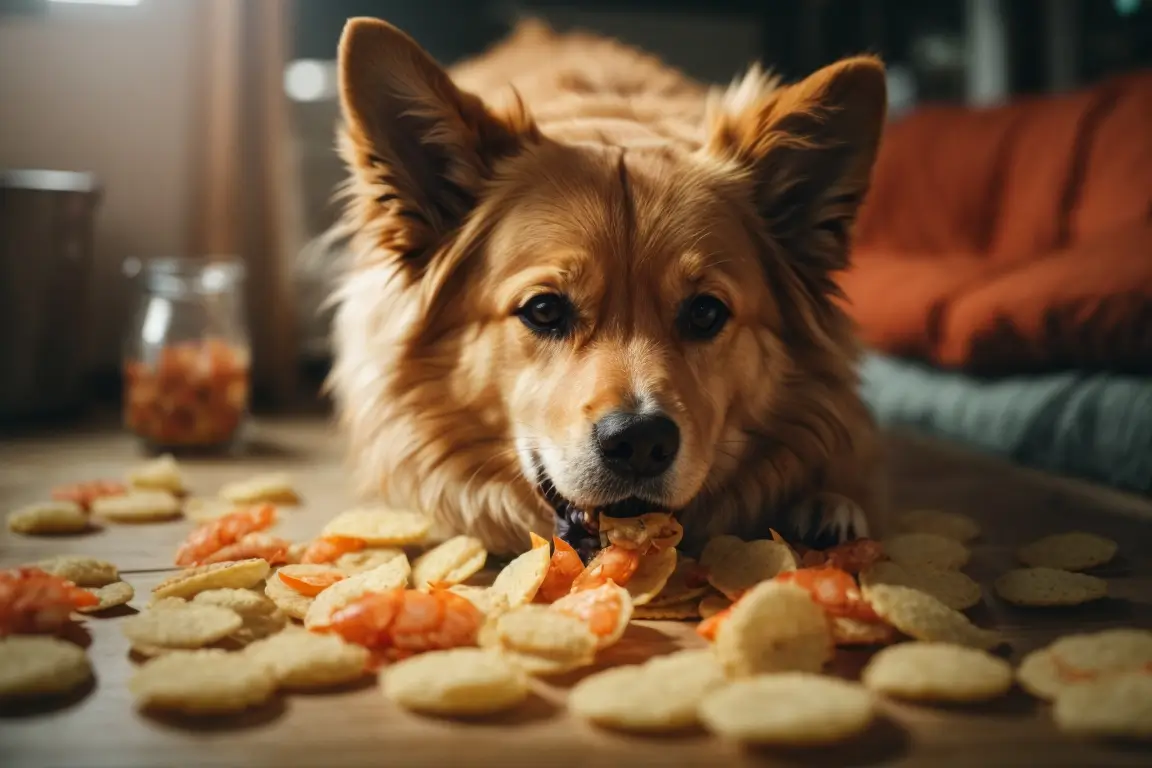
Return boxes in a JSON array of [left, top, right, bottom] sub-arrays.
[[122, 258, 250, 453]]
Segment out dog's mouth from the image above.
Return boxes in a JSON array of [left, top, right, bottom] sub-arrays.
[[531, 463, 673, 561]]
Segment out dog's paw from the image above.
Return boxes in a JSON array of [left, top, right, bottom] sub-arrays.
[[790, 493, 871, 550]]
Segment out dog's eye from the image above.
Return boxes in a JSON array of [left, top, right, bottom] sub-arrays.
[[680, 294, 730, 340], [517, 293, 573, 336]]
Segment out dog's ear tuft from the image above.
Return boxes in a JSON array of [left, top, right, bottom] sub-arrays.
[[337, 18, 538, 264], [704, 56, 886, 286]]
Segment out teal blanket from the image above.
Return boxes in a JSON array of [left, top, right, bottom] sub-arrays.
[[859, 354, 1152, 495]]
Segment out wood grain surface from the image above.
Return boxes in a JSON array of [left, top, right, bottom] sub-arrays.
[[2, 418, 1151, 768]]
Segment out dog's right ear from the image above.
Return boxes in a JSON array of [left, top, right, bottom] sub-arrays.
[[337, 18, 537, 264]]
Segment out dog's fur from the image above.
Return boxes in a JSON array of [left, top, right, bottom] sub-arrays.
[[328, 18, 889, 556]]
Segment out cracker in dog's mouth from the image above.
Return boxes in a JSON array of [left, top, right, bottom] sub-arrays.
[[533, 466, 669, 561]]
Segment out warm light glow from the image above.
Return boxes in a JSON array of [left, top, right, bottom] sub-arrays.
[[284, 60, 337, 103]]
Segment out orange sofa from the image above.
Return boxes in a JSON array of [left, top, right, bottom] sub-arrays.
[[839, 70, 1152, 374]]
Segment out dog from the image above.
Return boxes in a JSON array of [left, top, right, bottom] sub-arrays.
[[327, 17, 889, 560]]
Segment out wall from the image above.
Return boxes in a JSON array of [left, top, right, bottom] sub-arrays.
[[0, 0, 195, 373]]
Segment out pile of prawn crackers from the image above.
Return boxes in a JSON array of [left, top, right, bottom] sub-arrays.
[[4, 456, 1152, 748]]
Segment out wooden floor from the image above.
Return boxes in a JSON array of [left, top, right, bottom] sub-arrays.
[[2, 418, 1151, 768]]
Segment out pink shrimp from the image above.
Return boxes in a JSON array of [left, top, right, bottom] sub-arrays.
[[174, 504, 277, 566], [300, 535, 366, 565], [570, 545, 641, 593], [550, 582, 629, 646], [536, 536, 585, 603], [199, 532, 293, 565], [321, 586, 483, 663], [800, 539, 885, 575], [774, 567, 881, 622], [0, 567, 98, 636], [277, 568, 346, 597], [52, 479, 126, 511]]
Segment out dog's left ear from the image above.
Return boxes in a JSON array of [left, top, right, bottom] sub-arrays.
[[338, 18, 538, 264], [704, 56, 886, 283]]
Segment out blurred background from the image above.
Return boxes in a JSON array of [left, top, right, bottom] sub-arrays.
[[0, 0, 1149, 491]]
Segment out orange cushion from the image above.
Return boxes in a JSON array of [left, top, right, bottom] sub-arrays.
[[1069, 71, 1152, 241], [854, 106, 1022, 255], [935, 221, 1152, 374], [837, 252, 987, 358]]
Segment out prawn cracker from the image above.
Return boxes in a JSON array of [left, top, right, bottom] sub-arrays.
[[1020, 629, 1152, 701], [152, 558, 271, 600], [34, 555, 119, 587], [882, 532, 970, 571], [896, 509, 980, 543], [335, 548, 407, 574], [861, 561, 982, 611], [832, 617, 897, 647], [706, 538, 797, 600], [246, 630, 368, 690], [1017, 647, 1064, 701], [129, 649, 276, 715], [698, 593, 732, 619], [699, 673, 876, 746], [219, 472, 301, 505], [304, 557, 411, 629], [122, 603, 242, 649], [192, 588, 277, 617], [551, 582, 633, 648], [627, 546, 679, 606], [568, 649, 726, 732], [994, 567, 1108, 607], [265, 565, 335, 619], [411, 535, 487, 588], [1053, 628, 1152, 677], [1054, 675, 1152, 740], [481, 605, 597, 676], [126, 454, 185, 495], [865, 584, 1002, 650], [632, 600, 699, 620], [8, 501, 89, 535], [79, 581, 135, 613], [699, 535, 745, 570], [714, 581, 833, 678], [382, 648, 529, 716], [183, 497, 242, 525], [646, 555, 708, 607], [0, 636, 93, 700], [862, 642, 1013, 702], [322, 507, 430, 546], [1017, 532, 1118, 572], [91, 490, 181, 523], [488, 543, 551, 607], [448, 585, 509, 616]]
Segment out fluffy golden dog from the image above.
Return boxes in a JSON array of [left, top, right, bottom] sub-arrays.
[[329, 18, 889, 558]]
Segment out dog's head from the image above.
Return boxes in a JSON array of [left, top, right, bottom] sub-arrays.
[[331, 19, 886, 554]]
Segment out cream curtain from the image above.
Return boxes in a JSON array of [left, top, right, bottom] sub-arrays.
[[186, 0, 301, 409]]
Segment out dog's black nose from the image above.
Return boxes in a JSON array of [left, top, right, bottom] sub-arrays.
[[594, 411, 680, 479]]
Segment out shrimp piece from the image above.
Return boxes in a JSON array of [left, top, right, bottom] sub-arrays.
[[570, 545, 640, 593], [551, 582, 629, 646], [52, 480, 126, 511], [800, 539, 885, 575], [0, 567, 99, 636], [536, 537, 584, 603], [199, 532, 292, 565], [174, 503, 277, 566], [322, 586, 483, 662], [696, 605, 732, 642], [301, 535, 366, 565], [774, 567, 880, 622], [277, 568, 346, 597]]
